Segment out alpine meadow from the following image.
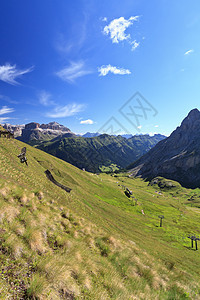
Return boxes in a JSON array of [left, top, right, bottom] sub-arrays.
[[1, 1, 200, 299]]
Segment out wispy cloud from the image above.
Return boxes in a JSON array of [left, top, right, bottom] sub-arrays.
[[39, 91, 55, 106], [0, 106, 14, 115], [131, 40, 140, 51], [184, 49, 194, 55], [0, 117, 11, 124], [46, 103, 85, 118], [55, 13, 87, 56], [55, 33, 73, 55], [102, 17, 107, 22], [98, 64, 131, 76], [0, 106, 14, 124], [155, 125, 159, 128], [0, 63, 33, 85], [80, 119, 94, 124], [56, 61, 92, 83], [103, 16, 139, 44]]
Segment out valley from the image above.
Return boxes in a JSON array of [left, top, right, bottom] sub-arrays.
[[1, 2, 200, 299]]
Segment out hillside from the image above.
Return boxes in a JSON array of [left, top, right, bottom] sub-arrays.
[[128, 109, 200, 188], [36, 134, 165, 173], [0, 137, 200, 299], [0, 125, 7, 132]]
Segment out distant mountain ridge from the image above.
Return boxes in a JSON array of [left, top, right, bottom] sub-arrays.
[[36, 133, 166, 173], [3, 124, 25, 137], [81, 132, 101, 138], [81, 133, 149, 139], [128, 108, 200, 188], [2, 121, 166, 173], [81, 133, 157, 139], [3, 121, 163, 141], [16, 122, 73, 145]]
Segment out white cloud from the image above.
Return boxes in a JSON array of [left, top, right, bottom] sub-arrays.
[[0, 106, 14, 115], [80, 119, 94, 125], [0, 117, 10, 124], [184, 49, 194, 55], [103, 16, 139, 44], [137, 125, 142, 129], [102, 17, 107, 22], [39, 91, 55, 106], [56, 61, 92, 83], [0, 63, 33, 85], [0, 106, 14, 124], [0, 117, 13, 124], [155, 125, 159, 128], [46, 103, 84, 118], [131, 40, 140, 51], [98, 64, 131, 76]]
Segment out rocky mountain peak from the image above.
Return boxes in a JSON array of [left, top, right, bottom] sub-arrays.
[[180, 108, 200, 130], [48, 121, 59, 126], [40, 122, 70, 131], [129, 108, 200, 188], [25, 122, 40, 130]]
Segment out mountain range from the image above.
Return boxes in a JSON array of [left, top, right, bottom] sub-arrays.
[[2, 121, 166, 173], [81, 133, 135, 139], [128, 108, 200, 188], [36, 133, 165, 173], [81, 132, 101, 138]]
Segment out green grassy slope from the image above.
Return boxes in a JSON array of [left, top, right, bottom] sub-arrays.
[[0, 125, 7, 132], [0, 138, 200, 299], [36, 134, 165, 173]]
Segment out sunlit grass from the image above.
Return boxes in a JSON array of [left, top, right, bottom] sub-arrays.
[[0, 138, 200, 298]]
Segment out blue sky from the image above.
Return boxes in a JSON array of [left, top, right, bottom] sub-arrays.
[[0, 0, 200, 135]]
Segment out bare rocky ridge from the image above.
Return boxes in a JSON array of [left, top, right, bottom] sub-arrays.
[[128, 108, 200, 188], [15, 122, 73, 144], [40, 121, 70, 131], [3, 124, 25, 137]]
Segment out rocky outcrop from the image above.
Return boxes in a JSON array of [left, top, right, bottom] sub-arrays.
[[25, 122, 40, 130], [3, 124, 25, 137], [128, 109, 200, 188], [40, 122, 70, 132], [17, 122, 73, 145], [148, 177, 179, 189]]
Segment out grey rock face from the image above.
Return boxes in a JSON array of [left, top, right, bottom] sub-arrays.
[[17, 121, 73, 144], [25, 122, 40, 130], [3, 124, 25, 137], [40, 122, 70, 132], [129, 109, 200, 188]]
